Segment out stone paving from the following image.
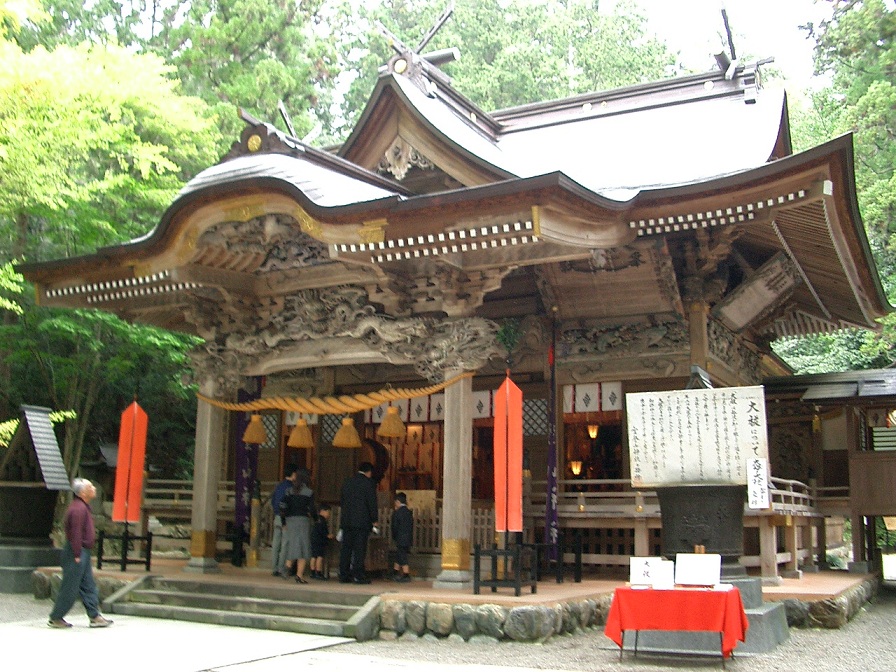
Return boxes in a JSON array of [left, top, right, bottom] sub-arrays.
[[4, 583, 896, 671]]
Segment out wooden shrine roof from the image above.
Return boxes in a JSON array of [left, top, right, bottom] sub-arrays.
[[15, 59, 892, 379], [342, 66, 790, 200]]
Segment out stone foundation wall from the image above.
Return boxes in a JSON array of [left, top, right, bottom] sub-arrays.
[[781, 575, 879, 629], [376, 575, 880, 643], [377, 595, 614, 643], [31, 569, 130, 602]]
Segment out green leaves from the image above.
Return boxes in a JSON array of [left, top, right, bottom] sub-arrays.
[[332, 0, 677, 137], [0, 42, 221, 263], [0, 260, 24, 314], [0, 270, 203, 477], [145, 0, 339, 144]]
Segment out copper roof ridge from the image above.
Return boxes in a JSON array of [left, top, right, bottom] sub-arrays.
[[491, 66, 760, 131]]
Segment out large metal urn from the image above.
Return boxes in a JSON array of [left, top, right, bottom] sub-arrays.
[[656, 484, 747, 580]]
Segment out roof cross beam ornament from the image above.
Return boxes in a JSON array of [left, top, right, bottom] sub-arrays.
[[378, 1, 458, 84]]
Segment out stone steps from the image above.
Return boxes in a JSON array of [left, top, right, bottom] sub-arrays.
[[103, 575, 380, 639], [129, 588, 361, 620]]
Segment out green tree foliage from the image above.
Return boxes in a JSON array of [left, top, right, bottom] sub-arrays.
[[0, 260, 23, 315], [331, 0, 678, 140], [12, 0, 341, 148], [11, 0, 142, 49], [0, 41, 221, 262], [772, 329, 892, 374], [812, 0, 896, 245], [144, 0, 341, 144], [0, 263, 201, 478]]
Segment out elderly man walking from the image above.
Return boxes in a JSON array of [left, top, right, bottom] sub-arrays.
[[48, 478, 113, 628]]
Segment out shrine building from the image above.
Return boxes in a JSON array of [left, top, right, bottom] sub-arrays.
[[18, 40, 893, 584]]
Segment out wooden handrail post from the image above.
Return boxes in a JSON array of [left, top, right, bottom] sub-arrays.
[[247, 480, 260, 568], [633, 491, 649, 557]]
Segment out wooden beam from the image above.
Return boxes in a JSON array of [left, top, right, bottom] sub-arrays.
[[171, 265, 256, 297]]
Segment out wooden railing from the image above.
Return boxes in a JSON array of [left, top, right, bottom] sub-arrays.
[[334, 504, 495, 554], [524, 477, 838, 579], [143, 479, 280, 512], [813, 484, 850, 513], [142, 480, 495, 556], [526, 477, 825, 517], [142, 479, 278, 549], [143, 476, 846, 580]]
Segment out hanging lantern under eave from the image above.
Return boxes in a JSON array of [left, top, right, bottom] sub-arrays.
[[377, 406, 406, 438], [587, 424, 599, 440], [332, 417, 362, 448], [243, 414, 268, 444], [287, 418, 314, 448]]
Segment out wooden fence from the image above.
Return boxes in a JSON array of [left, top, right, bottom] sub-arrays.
[[142, 479, 495, 555], [143, 475, 844, 580]]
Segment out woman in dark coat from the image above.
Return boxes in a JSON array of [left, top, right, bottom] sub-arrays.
[[280, 469, 315, 583]]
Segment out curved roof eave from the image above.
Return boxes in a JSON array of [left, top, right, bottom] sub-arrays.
[[15, 177, 405, 282], [625, 133, 890, 321], [17, 134, 892, 328]]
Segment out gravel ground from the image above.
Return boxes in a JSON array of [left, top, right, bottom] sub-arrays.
[[5, 585, 896, 671]]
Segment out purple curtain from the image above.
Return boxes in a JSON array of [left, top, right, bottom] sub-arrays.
[[544, 324, 560, 558], [234, 382, 261, 537]]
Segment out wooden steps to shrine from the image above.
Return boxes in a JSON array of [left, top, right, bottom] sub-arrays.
[[102, 575, 380, 639]]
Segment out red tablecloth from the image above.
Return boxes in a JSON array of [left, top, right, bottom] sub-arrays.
[[604, 586, 749, 658]]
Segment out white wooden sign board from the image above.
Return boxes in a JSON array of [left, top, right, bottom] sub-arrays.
[[626, 385, 769, 487], [674, 553, 721, 587]]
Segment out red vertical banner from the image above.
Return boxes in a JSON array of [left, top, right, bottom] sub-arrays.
[[112, 401, 148, 523], [494, 376, 523, 532]]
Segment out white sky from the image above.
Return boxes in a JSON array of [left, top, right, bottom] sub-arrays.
[[610, 0, 833, 86]]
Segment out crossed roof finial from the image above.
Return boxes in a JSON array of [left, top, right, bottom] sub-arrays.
[[377, 1, 457, 78]]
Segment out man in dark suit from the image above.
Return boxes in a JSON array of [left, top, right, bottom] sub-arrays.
[[338, 461, 379, 584]]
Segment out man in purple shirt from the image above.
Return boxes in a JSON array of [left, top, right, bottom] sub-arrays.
[[48, 478, 113, 628]]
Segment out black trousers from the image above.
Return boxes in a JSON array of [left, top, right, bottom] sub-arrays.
[[339, 526, 370, 580]]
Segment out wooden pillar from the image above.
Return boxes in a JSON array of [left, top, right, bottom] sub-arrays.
[[846, 406, 866, 569], [434, 368, 473, 589], [816, 515, 828, 568], [758, 514, 781, 585], [804, 479, 818, 571], [687, 299, 710, 371], [782, 515, 801, 577], [186, 376, 226, 573], [851, 512, 866, 567]]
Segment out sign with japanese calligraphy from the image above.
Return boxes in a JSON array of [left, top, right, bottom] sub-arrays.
[[747, 457, 771, 509], [626, 386, 768, 487], [630, 556, 674, 588]]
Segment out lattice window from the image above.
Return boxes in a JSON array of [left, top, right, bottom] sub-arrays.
[[261, 414, 278, 450], [320, 414, 341, 445], [524, 399, 548, 437]]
